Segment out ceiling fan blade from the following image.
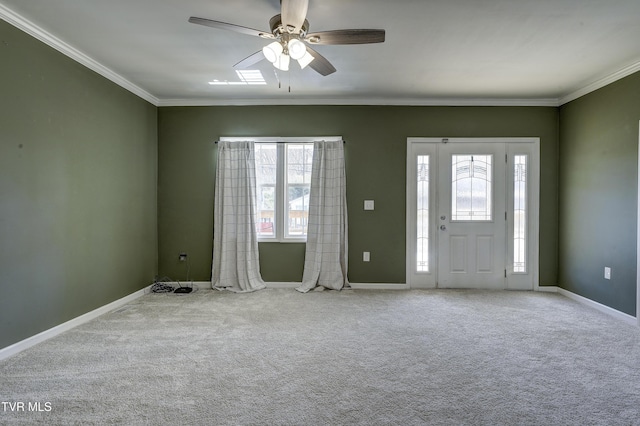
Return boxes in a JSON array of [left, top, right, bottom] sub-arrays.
[[306, 29, 386, 45], [188, 17, 273, 39], [306, 47, 336, 76], [233, 51, 266, 69], [281, 0, 309, 33]]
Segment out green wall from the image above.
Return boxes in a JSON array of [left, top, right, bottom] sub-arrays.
[[158, 105, 559, 285], [559, 72, 640, 316], [0, 21, 158, 348]]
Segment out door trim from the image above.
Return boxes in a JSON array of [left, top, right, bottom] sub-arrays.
[[406, 137, 540, 290], [637, 121, 640, 325]]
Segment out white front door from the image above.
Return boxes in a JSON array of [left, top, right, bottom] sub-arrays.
[[406, 138, 539, 290], [437, 143, 506, 288]]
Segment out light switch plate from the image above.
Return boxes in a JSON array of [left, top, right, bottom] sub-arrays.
[[363, 252, 370, 262], [604, 267, 611, 280], [364, 200, 375, 210]]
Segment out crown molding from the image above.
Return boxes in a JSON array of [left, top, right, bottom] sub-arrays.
[[559, 60, 640, 105], [156, 97, 561, 107], [0, 3, 159, 106]]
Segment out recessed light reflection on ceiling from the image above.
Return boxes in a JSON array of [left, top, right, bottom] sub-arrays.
[[208, 70, 267, 86]]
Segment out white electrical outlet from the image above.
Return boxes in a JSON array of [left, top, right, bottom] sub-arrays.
[[363, 252, 370, 262], [604, 267, 611, 280], [364, 200, 375, 210]]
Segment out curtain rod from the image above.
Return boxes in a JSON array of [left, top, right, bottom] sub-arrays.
[[215, 140, 345, 144]]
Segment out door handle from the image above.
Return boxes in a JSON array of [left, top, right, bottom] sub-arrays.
[[440, 225, 447, 231]]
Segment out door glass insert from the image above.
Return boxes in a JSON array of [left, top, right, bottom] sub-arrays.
[[417, 155, 429, 272], [514, 155, 527, 272], [451, 155, 492, 221]]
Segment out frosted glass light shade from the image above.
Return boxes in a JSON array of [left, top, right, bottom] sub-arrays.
[[273, 53, 290, 71], [262, 41, 283, 63], [297, 51, 315, 69], [288, 39, 307, 60]]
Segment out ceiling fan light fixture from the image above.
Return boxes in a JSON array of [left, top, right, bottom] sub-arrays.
[[189, 2, 386, 78], [297, 51, 315, 69], [287, 39, 307, 60], [262, 41, 283, 63], [273, 53, 290, 71]]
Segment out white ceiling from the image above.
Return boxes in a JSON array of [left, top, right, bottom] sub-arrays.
[[1, 0, 640, 106]]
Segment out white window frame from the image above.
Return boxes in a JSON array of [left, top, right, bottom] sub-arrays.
[[219, 136, 342, 243]]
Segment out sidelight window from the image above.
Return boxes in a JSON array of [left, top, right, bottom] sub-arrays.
[[513, 155, 527, 272], [416, 155, 430, 272]]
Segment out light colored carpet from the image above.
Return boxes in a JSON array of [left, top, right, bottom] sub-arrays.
[[1, 289, 640, 425]]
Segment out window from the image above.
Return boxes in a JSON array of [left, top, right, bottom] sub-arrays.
[[255, 144, 278, 238], [513, 155, 527, 272], [255, 143, 313, 241], [416, 155, 430, 272], [285, 144, 313, 237], [451, 154, 493, 221], [219, 136, 342, 242]]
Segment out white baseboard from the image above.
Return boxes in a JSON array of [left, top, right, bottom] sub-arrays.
[[263, 282, 409, 290], [349, 283, 410, 290], [556, 287, 637, 326], [157, 281, 407, 291], [153, 281, 306, 290], [265, 282, 300, 289], [150, 281, 211, 290], [153, 281, 302, 290], [535, 285, 559, 293], [0, 285, 150, 362], [155, 281, 309, 290]]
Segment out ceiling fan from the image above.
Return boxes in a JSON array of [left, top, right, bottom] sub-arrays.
[[188, 0, 385, 76]]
